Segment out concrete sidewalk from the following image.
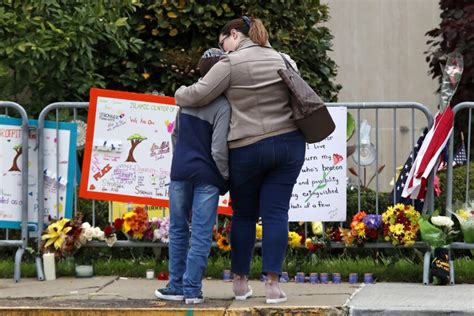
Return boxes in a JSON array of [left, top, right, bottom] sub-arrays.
[[1, 277, 473, 315], [0, 277, 354, 315]]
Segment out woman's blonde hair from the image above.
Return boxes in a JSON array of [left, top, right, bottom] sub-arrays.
[[220, 16, 269, 46]]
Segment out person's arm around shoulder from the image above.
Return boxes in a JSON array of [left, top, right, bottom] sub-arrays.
[[175, 56, 231, 107], [211, 98, 231, 181]]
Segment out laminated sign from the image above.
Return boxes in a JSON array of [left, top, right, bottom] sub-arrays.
[[289, 107, 347, 222]]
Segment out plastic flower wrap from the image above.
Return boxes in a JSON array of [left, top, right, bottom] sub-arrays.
[[382, 204, 421, 246], [453, 200, 474, 253], [419, 215, 457, 249], [439, 53, 463, 110]]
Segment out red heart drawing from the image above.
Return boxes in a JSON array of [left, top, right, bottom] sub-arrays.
[[332, 153, 343, 165], [89, 184, 96, 190], [222, 199, 228, 205]]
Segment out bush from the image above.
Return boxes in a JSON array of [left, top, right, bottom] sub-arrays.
[[0, 1, 340, 116], [436, 163, 474, 211]]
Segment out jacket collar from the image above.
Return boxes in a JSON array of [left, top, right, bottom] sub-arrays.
[[235, 37, 271, 51]]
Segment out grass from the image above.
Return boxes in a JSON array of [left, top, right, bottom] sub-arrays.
[[1, 255, 473, 283]]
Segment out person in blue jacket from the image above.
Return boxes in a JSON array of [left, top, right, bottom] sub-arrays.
[[155, 48, 231, 304]]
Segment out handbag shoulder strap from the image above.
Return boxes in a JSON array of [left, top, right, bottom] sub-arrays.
[[278, 52, 296, 72]]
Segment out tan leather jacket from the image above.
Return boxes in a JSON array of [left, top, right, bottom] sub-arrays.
[[175, 37, 297, 148]]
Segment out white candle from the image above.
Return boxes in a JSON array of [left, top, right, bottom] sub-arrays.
[[43, 253, 56, 281], [146, 269, 155, 280]]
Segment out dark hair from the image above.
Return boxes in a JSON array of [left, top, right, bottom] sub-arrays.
[[198, 56, 221, 77], [220, 16, 269, 46]]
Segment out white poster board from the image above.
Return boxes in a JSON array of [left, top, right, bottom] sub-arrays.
[[80, 89, 231, 214], [289, 107, 347, 222], [0, 117, 76, 229]]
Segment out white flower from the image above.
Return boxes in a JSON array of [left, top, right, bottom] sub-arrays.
[[105, 234, 117, 247], [83, 227, 94, 241], [93, 227, 105, 241], [431, 216, 454, 229], [81, 222, 91, 230]]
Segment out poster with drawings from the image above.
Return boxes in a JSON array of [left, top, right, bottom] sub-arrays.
[[0, 117, 76, 229], [80, 88, 231, 214], [289, 107, 347, 222]]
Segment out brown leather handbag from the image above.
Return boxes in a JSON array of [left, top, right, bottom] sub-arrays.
[[278, 53, 335, 143]]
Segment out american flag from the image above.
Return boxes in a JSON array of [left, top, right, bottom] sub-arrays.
[[392, 128, 428, 211], [437, 140, 468, 171], [402, 106, 454, 199]]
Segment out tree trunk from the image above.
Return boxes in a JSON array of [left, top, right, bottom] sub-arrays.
[[125, 140, 141, 163], [8, 148, 22, 172]]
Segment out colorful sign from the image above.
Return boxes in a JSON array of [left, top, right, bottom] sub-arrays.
[[0, 117, 76, 229], [80, 88, 231, 214]]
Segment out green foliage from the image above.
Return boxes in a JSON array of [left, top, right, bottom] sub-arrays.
[[436, 163, 474, 211], [0, 0, 340, 116], [425, 1, 474, 145], [0, 0, 143, 116], [127, 0, 340, 99], [346, 187, 391, 221]]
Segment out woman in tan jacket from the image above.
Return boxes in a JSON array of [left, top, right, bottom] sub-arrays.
[[175, 16, 305, 304]]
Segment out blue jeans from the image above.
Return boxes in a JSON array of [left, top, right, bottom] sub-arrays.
[[168, 180, 219, 298], [229, 130, 305, 275]]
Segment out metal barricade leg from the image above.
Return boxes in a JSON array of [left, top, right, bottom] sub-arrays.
[[14, 247, 25, 282]]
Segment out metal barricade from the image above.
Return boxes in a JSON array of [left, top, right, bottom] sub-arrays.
[[445, 101, 474, 284], [0, 102, 29, 282], [324, 102, 434, 285], [36, 102, 169, 280]]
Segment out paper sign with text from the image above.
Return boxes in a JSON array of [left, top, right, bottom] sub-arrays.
[[289, 107, 347, 222], [80, 88, 231, 214], [0, 117, 76, 229]]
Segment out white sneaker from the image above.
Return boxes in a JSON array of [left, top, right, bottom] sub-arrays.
[[185, 296, 205, 304]]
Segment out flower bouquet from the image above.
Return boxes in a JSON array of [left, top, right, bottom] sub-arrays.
[[453, 200, 474, 254], [340, 211, 382, 246], [382, 204, 420, 246], [419, 214, 458, 285], [41, 214, 106, 258], [105, 207, 170, 244], [213, 216, 231, 252]]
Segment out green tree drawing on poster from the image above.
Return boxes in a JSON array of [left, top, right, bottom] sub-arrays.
[[126, 134, 147, 163], [8, 144, 22, 172]]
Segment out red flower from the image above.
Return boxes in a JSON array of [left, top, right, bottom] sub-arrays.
[[104, 226, 114, 235], [114, 218, 124, 230], [158, 271, 169, 280]]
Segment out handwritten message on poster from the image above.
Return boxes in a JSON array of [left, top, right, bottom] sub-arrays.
[[80, 88, 231, 213], [289, 107, 347, 222], [0, 117, 76, 229]]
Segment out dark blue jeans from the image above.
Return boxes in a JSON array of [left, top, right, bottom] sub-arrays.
[[229, 130, 305, 275]]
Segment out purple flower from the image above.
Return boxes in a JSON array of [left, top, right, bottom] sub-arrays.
[[363, 214, 382, 230]]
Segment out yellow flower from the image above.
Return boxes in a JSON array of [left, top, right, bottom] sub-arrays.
[[457, 209, 469, 221], [142, 71, 150, 80], [255, 224, 263, 240], [390, 223, 404, 235], [311, 221, 323, 236], [288, 231, 302, 248], [217, 235, 231, 252], [41, 219, 72, 250]]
